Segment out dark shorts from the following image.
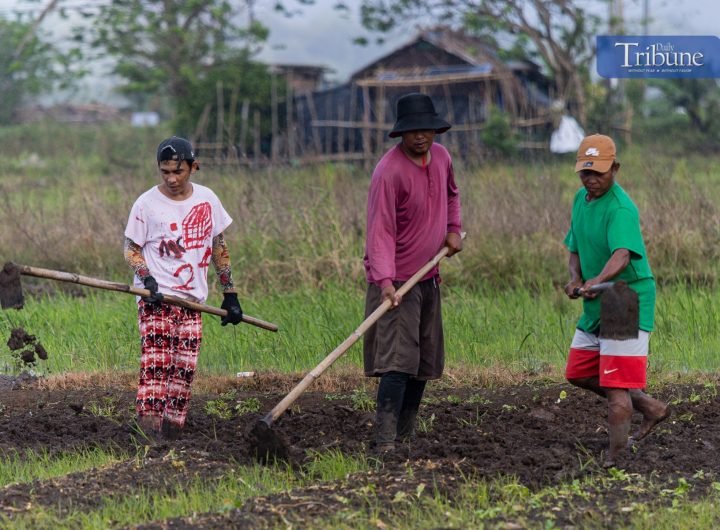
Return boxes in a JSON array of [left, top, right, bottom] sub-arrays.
[[363, 278, 444, 380]]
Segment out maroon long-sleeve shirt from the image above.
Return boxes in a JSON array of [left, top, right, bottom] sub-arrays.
[[364, 143, 462, 288]]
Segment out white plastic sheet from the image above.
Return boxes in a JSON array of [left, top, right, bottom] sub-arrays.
[[550, 115, 585, 154]]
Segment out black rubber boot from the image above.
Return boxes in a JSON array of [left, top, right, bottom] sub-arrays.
[[374, 372, 409, 453], [396, 378, 426, 443]]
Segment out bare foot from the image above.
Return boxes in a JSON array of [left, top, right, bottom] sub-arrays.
[[631, 404, 671, 442], [603, 448, 628, 469], [135, 415, 161, 439]]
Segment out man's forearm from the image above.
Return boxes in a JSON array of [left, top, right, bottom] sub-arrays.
[[124, 237, 151, 279], [568, 252, 582, 282], [594, 249, 630, 282], [211, 233, 236, 293]]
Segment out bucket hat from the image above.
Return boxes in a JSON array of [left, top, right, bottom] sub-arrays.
[[388, 93, 452, 138]]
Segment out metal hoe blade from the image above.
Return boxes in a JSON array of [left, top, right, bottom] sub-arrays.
[[245, 234, 467, 464], [0, 263, 24, 310], [599, 281, 639, 340], [247, 417, 295, 464]]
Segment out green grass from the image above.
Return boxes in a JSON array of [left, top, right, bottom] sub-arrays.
[[0, 450, 374, 530], [4, 283, 720, 377], [2, 446, 719, 529], [0, 448, 125, 488], [311, 471, 720, 529], [628, 497, 720, 529]]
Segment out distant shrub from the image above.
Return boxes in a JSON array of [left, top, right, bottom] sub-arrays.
[[480, 106, 519, 158]]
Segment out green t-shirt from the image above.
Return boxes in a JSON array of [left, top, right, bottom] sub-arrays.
[[564, 182, 655, 333]]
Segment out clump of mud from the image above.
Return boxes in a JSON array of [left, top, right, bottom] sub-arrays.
[[6, 327, 49, 366]]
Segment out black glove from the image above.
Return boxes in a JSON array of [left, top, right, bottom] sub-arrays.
[[221, 292, 243, 326], [141, 276, 164, 304]]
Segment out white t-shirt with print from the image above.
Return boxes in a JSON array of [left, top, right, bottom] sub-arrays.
[[125, 184, 233, 303]]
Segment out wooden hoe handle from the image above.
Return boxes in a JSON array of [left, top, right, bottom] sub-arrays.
[[261, 232, 466, 426], [13, 264, 278, 332]]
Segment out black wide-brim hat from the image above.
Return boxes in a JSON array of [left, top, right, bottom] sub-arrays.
[[388, 93, 452, 138]]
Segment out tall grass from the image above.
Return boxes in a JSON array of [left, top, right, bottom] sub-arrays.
[[3, 123, 720, 292]]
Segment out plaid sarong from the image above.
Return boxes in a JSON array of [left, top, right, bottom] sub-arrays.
[[136, 300, 202, 428]]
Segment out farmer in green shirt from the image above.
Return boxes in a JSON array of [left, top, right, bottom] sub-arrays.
[[564, 134, 669, 467]]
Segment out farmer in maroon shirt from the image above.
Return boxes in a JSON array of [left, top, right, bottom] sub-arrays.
[[363, 92, 463, 453]]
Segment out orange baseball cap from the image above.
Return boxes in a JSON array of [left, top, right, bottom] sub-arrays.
[[575, 134, 616, 173]]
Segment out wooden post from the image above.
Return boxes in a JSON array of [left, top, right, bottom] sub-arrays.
[[193, 103, 212, 149], [484, 79, 493, 120], [375, 83, 385, 157], [442, 83, 457, 154], [348, 82, 358, 158], [362, 84, 371, 169], [296, 97, 306, 159], [286, 72, 295, 160], [239, 99, 250, 159], [324, 93, 332, 155], [337, 101, 346, 154], [271, 72, 279, 163], [623, 106, 633, 145], [253, 109, 261, 168], [468, 91, 480, 161], [305, 93, 322, 155], [216, 80, 224, 163], [228, 85, 239, 162]]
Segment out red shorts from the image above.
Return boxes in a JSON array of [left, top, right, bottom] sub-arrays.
[[565, 329, 649, 389]]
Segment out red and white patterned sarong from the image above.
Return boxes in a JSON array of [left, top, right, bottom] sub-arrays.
[[136, 300, 202, 429]]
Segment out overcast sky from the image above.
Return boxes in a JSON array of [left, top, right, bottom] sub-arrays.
[[1, 0, 719, 102], [253, 1, 403, 82], [255, 0, 720, 81]]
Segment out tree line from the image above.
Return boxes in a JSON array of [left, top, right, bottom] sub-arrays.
[[1, 0, 718, 148]]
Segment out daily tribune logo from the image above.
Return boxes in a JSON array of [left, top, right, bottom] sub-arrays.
[[597, 36, 720, 78]]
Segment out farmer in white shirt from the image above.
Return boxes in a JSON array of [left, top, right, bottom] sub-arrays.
[[124, 136, 243, 440]]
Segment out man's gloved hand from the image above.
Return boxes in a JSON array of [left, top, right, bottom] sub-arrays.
[[221, 292, 243, 326], [141, 276, 164, 304]]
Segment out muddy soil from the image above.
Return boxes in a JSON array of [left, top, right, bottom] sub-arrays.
[[5, 327, 47, 367], [0, 376, 718, 528]]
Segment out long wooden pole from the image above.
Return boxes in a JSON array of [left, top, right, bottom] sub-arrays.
[[11, 264, 278, 332], [260, 233, 465, 426]]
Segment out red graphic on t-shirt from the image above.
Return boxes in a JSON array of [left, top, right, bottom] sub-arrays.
[[159, 237, 185, 259], [182, 202, 212, 250], [198, 247, 212, 269], [173, 263, 195, 291], [170, 222, 178, 231]]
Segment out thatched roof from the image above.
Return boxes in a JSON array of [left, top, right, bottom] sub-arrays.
[[350, 26, 543, 83]]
